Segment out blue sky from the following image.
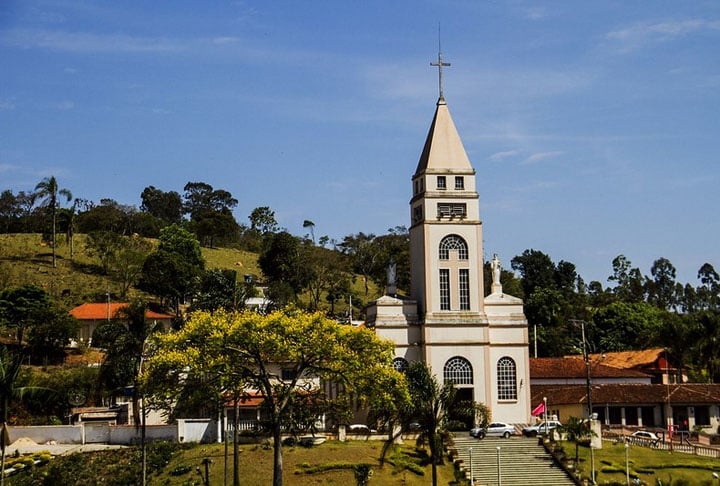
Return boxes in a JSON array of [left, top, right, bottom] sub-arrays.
[[1, 1, 719, 286]]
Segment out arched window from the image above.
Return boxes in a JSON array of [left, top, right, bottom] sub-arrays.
[[443, 356, 473, 385], [393, 357, 409, 373], [439, 235, 468, 260], [497, 357, 517, 400]]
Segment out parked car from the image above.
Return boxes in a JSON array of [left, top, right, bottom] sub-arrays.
[[630, 430, 659, 445], [347, 424, 376, 434], [470, 422, 515, 439], [521, 420, 562, 437]]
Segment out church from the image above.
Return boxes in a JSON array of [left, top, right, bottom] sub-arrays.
[[366, 54, 532, 425]]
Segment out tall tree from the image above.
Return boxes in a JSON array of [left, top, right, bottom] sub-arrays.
[[93, 299, 163, 425], [258, 231, 307, 303], [697, 263, 720, 310], [647, 258, 678, 310], [140, 186, 183, 225], [138, 225, 205, 315], [404, 361, 482, 486], [34, 176, 72, 267], [339, 232, 380, 297], [511, 249, 556, 297], [144, 308, 397, 486], [249, 206, 279, 235]]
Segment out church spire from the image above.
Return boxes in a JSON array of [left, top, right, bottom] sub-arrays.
[[430, 27, 450, 101]]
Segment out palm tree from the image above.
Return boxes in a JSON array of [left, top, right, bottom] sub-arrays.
[[34, 176, 72, 268], [559, 416, 596, 465], [302, 219, 315, 244], [405, 361, 481, 486]]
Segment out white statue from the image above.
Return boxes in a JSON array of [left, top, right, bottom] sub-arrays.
[[491, 253, 501, 286]]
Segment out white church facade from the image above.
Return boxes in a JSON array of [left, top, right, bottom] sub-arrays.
[[366, 66, 532, 424]]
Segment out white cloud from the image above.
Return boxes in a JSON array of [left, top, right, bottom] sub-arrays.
[[489, 150, 520, 162], [606, 18, 720, 52], [521, 151, 564, 165], [0, 29, 185, 53]]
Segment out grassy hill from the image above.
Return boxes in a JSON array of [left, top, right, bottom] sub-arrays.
[[0, 233, 378, 314], [0, 233, 260, 307]]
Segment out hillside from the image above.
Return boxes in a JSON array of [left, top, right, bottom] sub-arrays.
[[0, 233, 379, 315], [0, 233, 262, 308]]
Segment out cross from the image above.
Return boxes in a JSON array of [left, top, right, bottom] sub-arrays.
[[430, 50, 451, 100]]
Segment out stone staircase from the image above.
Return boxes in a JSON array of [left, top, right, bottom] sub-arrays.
[[452, 434, 575, 486]]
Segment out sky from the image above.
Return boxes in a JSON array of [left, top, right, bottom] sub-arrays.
[[1, 1, 719, 287]]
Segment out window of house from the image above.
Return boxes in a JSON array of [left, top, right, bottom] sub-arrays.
[[497, 357, 517, 400], [281, 369, 298, 381], [444, 356, 473, 385], [459, 269, 470, 310], [393, 357, 409, 373], [439, 269, 450, 310], [437, 203, 466, 218], [695, 406, 710, 426], [413, 205, 423, 223], [437, 176, 447, 189], [455, 176, 464, 189], [439, 235, 468, 260]]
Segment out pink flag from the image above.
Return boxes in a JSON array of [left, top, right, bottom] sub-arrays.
[[531, 401, 546, 417]]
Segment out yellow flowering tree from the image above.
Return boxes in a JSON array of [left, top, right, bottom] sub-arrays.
[[142, 307, 400, 486]]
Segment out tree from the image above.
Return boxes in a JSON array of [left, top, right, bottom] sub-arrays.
[[109, 234, 153, 298], [559, 416, 596, 465], [183, 182, 238, 218], [697, 263, 720, 310], [339, 232, 380, 297], [86, 230, 123, 274], [258, 231, 307, 303], [140, 186, 183, 225], [190, 268, 258, 313], [405, 361, 482, 486], [647, 258, 678, 310], [591, 301, 665, 352], [93, 299, 163, 425], [249, 206, 279, 235], [0, 345, 27, 422], [511, 249, 557, 297], [34, 176, 72, 267], [0, 190, 21, 233], [302, 220, 315, 244], [0, 285, 51, 347], [144, 308, 397, 486], [138, 225, 205, 315]]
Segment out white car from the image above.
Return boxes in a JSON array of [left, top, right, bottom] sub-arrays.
[[347, 424, 376, 434], [521, 420, 562, 437], [630, 430, 659, 444], [470, 422, 515, 439]]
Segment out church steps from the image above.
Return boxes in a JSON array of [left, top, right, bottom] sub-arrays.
[[451, 435, 576, 486]]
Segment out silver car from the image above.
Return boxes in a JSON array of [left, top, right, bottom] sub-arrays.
[[470, 422, 515, 439]]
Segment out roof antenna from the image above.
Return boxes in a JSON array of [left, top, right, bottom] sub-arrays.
[[430, 23, 450, 101]]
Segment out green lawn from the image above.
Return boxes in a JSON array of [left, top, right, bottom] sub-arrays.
[[566, 440, 720, 485], [156, 440, 459, 486]]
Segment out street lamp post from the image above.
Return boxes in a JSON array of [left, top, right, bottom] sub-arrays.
[[665, 348, 673, 453], [496, 446, 501, 486], [571, 319, 593, 419], [469, 447, 473, 485], [590, 444, 596, 485], [625, 443, 630, 486]]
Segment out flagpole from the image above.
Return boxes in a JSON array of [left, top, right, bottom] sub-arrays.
[[543, 397, 548, 433]]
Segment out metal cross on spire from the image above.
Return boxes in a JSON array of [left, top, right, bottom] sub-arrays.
[[430, 28, 450, 100]]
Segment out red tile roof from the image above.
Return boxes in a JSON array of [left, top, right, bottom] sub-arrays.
[[532, 383, 720, 406], [69, 303, 173, 320], [530, 357, 650, 379]]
